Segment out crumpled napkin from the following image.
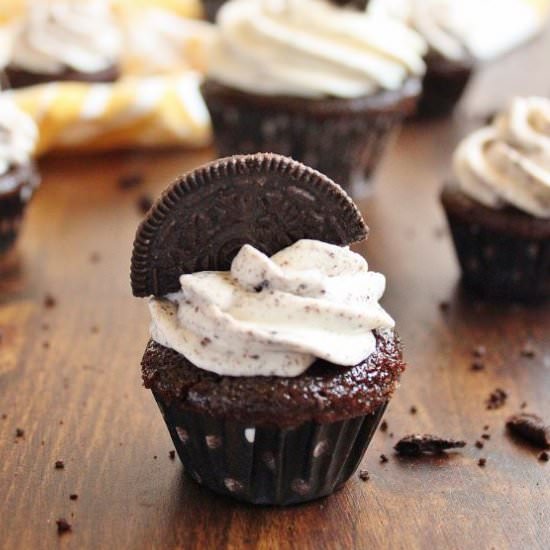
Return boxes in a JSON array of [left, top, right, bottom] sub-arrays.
[[8, 73, 211, 155]]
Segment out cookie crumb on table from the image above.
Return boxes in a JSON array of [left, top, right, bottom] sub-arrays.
[[506, 413, 550, 448], [56, 518, 72, 535], [486, 389, 508, 410], [359, 470, 370, 481], [394, 434, 466, 456], [54, 460, 64, 469]]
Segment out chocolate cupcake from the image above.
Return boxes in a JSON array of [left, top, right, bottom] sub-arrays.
[[203, 0, 370, 22], [0, 97, 40, 256], [131, 153, 407, 505], [201, 0, 425, 196], [4, 0, 121, 89], [368, 0, 474, 118], [441, 97, 550, 301]]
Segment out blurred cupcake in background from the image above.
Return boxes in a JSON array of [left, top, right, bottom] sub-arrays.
[[0, 95, 39, 257], [369, 0, 549, 117], [3, 0, 122, 88], [202, 0, 371, 22], [441, 96, 550, 301], [202, 0, 426, 196]]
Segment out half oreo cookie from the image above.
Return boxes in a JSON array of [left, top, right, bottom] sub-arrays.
[[131, 153, 368, 297]]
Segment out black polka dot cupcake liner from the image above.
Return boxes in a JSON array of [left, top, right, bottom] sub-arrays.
[[202, 79, 420, 197], [153, 392, 387, 506], [442, 187, 550, 302]]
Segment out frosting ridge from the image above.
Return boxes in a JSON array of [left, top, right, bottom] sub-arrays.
[[149, 239, 395, 377], [10, 0, 121, 75], [453, 96, 550, 218], [0, 96, 38, 178], [206, 0, 426, 98]]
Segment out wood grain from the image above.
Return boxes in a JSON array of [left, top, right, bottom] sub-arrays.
[[1, 27, 550, 550]]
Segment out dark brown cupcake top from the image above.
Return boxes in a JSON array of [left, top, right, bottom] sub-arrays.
[[142, 329, 404, 427], [131, 153, 367, 297]]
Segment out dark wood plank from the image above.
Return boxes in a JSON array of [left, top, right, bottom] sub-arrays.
[[1, 26, 549, 550]]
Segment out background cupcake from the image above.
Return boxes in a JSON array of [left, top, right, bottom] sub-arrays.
[[4, 0, 122, 88], [201, 0, 426, 196], [369, 0, 548, 118], [132, 153, 407, 505], [441, 96, 550, 301], [0, 95, 39, 256], [202, 0, 371, 22]]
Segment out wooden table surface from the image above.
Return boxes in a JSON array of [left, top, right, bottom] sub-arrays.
[[2, 28, 550, 550]]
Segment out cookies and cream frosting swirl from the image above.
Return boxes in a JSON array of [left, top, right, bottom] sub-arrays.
[[9, 0, 121, 75], [206, 0, 426, 98], [149, 239, 395, 377], [0, 97, 38, 178], [453, 96, 550, 218]]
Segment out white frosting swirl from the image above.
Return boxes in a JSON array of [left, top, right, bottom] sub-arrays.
[[10, 0, 121, 75], [206, 0, 426, 98], [0, 96, 38, 178], [369, 0, 543, 61], [149, 239, 395, 377], [453, 97, 550, 219]]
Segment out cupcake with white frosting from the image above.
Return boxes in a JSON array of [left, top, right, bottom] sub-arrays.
[[0, 95, 40, 255], [4, 0, 122, 89], [132, 153, 407, 505], [441, 96, 550, 301], [201, 0, 426, 195]]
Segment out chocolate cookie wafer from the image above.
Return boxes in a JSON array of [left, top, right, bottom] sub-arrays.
[[131, 153, 367, 297]]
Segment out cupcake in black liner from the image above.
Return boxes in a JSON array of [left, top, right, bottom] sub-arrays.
[[441, 96, 550, 302], [201, 0, 426, 196], [4, 1, 121, 89], [131, 153, 407, 505], [0, 97, 40, 256], [202, 0, 370, 22], [368, 0, 475, 118]]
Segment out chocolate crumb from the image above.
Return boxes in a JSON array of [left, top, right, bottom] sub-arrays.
[[56, 518, 72, 535], [475, 441, 484, 449], [486, 388, 508, 410], [506, 413, 550, 448], [69, 494, 78, 501], [538, 451, 549, 462], [481, 434, 491, 440], [43, 341, 50, 349], [389, 432, 394, 438], [90, 326, 99, 334], [200, 337, 211, 347], [483, 425, 490, 431], [44, 294, 56, 308], [520, 402, 528, 410], [136, 194, 153, 214], [55, 460, 64, 469], [478, 458, 487, 467], [153, 455, 157, 460], [380, 420, 388, 432], [394, 434, 466, 456], [118, 172, 144, 190], [2, 413, 7, 420], [472, 345, 486, 358], [409, 406, 418, 415], [15, 428, 24, 438], [169, 450, 176, 460], [520, 343, 536, 358], [379, 454, 389, 464], [89, 252, 101, 264], [359, 469, 370, 481], [471, 361, 485, 371], [439, 301, 450, 312]]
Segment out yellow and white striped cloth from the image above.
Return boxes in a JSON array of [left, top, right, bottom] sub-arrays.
[[8, 73, 211, 154]]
